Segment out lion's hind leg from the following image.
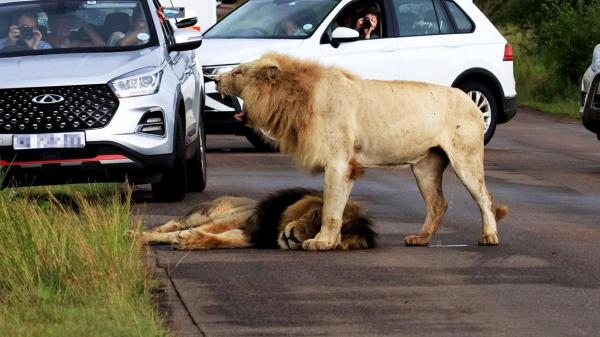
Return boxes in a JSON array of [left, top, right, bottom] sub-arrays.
[[404, 148, 449, 246], [444, 140, 500, 246]]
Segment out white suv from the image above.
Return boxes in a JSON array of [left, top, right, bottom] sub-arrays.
[[199, 0, 516, 146]]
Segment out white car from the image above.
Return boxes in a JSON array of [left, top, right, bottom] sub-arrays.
[[199, 0, 517, 146], [581, 44, 600, 139]]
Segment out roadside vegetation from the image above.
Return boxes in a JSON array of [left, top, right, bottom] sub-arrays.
[[0, 182, 168, 337], [478, 0, 600, 118]]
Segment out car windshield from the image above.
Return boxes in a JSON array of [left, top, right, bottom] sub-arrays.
[[204, 0, 339, 39], [0, 0, 158, 57]]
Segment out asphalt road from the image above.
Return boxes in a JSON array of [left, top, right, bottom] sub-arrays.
[[134, 109, 600, 337]]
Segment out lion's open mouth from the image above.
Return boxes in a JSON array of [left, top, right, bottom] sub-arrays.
[[234, 108, 247, 122]]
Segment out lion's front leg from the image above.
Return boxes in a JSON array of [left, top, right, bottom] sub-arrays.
[[303, 163, 354, 251]]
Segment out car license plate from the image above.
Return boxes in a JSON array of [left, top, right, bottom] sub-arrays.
[[13, 132, 86, 150]]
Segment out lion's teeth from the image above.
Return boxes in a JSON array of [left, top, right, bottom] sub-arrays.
[[221, 93, 225, 99]]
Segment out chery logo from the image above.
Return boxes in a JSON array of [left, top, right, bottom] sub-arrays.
[[32, 94, 65, 104]]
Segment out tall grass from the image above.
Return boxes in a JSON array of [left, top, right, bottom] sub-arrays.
[[0, 184, 168, 337]]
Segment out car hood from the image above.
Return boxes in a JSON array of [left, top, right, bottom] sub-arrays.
[[0, 47, 165, 89], [198, 38, 305, 66]]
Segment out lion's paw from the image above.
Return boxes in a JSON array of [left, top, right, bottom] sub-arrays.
[[478, 233, 499, 246], [302, 238, 336, 251], [403, 234, 431, 246]]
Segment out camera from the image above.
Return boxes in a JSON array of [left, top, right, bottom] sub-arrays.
[[18, 25, 34, 40], [362, 16, 371, 29]]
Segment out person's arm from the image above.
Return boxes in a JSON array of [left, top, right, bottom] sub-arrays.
[[78, 22, 105, 46]]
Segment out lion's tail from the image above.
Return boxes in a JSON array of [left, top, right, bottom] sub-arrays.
[[494, 204, 509, 222]]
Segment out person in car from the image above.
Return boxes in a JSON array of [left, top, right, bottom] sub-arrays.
[[107, 10, 150, 47], [46, 15, 105, 48], [354, 7, 380, 39], [0, 12, 51, 50]]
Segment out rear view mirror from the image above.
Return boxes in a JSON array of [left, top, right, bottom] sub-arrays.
[[175, 9, 199, 29], [161, 7, 185, 19]]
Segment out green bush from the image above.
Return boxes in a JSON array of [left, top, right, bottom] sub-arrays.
[[536, 1, 600, 86]]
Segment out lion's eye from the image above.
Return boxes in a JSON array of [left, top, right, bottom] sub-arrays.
[[232, 70, 242, 76]]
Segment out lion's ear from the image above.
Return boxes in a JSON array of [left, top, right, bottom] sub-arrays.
[[256, 65, 280, 82]]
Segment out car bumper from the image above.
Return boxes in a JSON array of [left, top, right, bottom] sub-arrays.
[[0, 87, 178, 186], [499, 95, 518, 124], [582, 72, 600, 139]]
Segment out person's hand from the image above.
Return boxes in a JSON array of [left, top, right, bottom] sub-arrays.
[[366, 16, 376, 33], [355, 18, 364, 30], [7, 25, 19, 44], [23, 28, 42, 49]]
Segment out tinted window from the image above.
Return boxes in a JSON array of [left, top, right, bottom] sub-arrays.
[[0, 0, 159, 58], [445, 0, 473, 33], [392, 0, 442, 37], [204, 0, 339, 39]]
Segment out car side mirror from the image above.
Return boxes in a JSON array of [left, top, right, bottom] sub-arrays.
[[331, 27, 360, 48], [168, 28, 202, 52]]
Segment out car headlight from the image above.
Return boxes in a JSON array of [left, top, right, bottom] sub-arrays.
[[592, 45, 600, 72], [109, 67, 163, 98], [202, 65, 238, 80]]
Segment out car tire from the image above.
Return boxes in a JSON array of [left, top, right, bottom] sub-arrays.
[[245, 128, 277, 151], [186, 121, 207, 192], [152, 114, 187, 201], [458, 81, 497, 144]]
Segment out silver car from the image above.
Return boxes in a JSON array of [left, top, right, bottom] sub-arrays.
[[581, 44, 600, 140], [0, 0, 206, 201]]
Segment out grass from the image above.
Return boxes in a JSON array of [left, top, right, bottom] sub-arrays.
[[502, 24, 581, 119], [0, 182, 168, 337]]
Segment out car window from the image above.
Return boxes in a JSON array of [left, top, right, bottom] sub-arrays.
[[0, 0, 159, 58], [445, 0, 473, 33], [321, 0, 387, 43], [434, 0, 452, 34], [204, 0, 339, 39], [392, 0, 445, 37]]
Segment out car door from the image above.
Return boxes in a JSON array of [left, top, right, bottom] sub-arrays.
[[318, 0, 399, 80], [387, 0, 467, 85], [155, 0, 201, 145]]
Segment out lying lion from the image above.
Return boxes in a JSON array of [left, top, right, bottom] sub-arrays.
[[215, 53, 508, 251], [141, 188, 376, 250]]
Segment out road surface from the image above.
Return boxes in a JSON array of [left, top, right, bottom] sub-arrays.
[[134, 109, 600, 337]]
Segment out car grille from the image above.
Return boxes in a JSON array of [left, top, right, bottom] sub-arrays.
[[0, 85, 119, 134]]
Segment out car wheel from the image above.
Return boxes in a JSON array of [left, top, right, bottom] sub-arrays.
[[186, 121, 207, 192], [152, 114, 187, 201], [459, 81, 497, 144], [245, 128, 278, 151]]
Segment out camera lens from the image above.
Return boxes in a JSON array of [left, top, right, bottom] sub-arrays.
[[19, 25, 34, 40], [362, 17, 371, 28]]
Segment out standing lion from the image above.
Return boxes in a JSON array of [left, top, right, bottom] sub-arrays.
[[215, 53, 508, 251]]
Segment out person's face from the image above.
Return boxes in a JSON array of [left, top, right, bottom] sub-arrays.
[[17, 15, 38, 29], [365, 13, 378, 28], [132, 14, 147, 30], [52, 19, 73, 37]]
